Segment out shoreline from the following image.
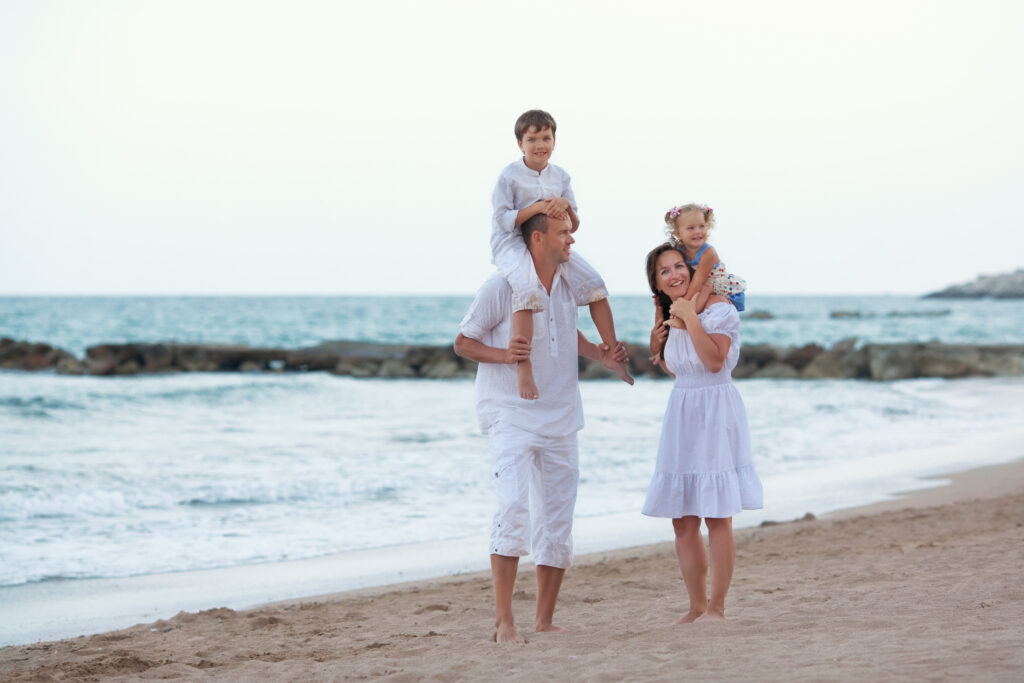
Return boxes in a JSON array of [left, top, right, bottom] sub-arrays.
[[2, 440, 1024, 675], [3, 423, 1023, 650], [3, 462, 1021, 680]]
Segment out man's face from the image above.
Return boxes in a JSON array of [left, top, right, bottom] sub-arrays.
[[536, 214, 574, 264], [517, 126, 555, 169]]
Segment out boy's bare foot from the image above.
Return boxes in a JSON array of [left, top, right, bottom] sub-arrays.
[[517, 363, 539, 400], [612, 361, 634, 386], [495, 621, 527, 644], [674, 608, 705, 624], [695, 609, 726, 623], [535, 623, 567, 633]]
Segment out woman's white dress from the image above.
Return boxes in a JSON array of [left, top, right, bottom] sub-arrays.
[[642, 302, 763, 519]]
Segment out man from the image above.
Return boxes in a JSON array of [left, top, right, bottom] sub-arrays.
[[454, 211, 631, 643]]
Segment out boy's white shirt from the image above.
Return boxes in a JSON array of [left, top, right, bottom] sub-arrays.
[[490, 159, 577, 269]]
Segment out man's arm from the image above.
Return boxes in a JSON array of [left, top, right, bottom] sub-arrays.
[[454, 333, 530, 365]]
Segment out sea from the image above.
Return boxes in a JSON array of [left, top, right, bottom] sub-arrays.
[[2, 294, 1024, 645]]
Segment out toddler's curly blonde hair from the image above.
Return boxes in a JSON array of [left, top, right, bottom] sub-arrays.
[[664, 203, 715, 244]]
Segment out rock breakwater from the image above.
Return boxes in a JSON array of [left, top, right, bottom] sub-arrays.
[[4, 337, 1024, 381]]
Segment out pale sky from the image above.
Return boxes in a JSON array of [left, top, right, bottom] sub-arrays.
[[1, 0, 1021, 295]]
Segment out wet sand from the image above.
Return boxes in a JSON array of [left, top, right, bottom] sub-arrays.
[[2, 461, 1023, 681]]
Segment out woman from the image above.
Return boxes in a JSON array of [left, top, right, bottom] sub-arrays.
[[643, 242, 763, 623]]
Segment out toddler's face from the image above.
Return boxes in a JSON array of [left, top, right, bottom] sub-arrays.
[[518, 126, 555, 168], [673, 210, 707, 251]]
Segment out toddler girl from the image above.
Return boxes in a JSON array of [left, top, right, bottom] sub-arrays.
[[665, 204, 746, 313]]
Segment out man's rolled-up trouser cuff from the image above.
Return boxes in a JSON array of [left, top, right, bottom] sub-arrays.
[[488, 425, 578, 570]]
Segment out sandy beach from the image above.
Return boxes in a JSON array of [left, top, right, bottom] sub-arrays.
[[3, 459, 1023, 681]]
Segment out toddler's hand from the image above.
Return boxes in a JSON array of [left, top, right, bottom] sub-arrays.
[[669, 293, 699, 322]]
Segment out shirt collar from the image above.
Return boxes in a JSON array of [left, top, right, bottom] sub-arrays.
[[519, 157, 549, 177]]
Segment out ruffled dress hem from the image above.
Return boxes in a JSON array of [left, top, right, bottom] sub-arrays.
[[642, 466, 763, 519]]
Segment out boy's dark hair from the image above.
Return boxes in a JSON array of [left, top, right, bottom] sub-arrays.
[[521, 211, 549, 247], [515, 110, 557, 141]]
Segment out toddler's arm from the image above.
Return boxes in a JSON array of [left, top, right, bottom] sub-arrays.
[[684, 245, 720, 299]]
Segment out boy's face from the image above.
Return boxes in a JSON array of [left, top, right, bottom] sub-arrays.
[[518, 126, 555, 169]]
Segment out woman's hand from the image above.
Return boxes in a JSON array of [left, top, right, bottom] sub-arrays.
[[650, 295, 668, 358]]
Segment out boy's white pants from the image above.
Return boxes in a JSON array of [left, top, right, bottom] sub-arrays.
[[488, 423, 579, 569]]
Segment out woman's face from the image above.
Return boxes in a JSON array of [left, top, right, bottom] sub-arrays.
[[654, 249, 690, 300]]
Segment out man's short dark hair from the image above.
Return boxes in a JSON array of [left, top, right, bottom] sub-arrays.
[[521, 212, 548, 247], [515, 110, 557, 141]]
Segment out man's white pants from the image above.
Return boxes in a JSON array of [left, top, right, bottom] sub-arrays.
[[488, 423, 579, 569]]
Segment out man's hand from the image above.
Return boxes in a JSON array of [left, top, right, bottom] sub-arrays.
[[503, 335, 531, 364], [598, 340, 629, 366], [598, 341, 634, 385]]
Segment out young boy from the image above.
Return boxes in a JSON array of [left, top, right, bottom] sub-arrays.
[[490, 109, 633, 399]]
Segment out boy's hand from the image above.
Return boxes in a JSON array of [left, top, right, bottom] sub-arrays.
[[504, 336, 531, 364], [544, 197, 570, 220]]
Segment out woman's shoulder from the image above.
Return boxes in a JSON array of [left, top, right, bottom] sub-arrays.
[[701, 295, 732, 311]]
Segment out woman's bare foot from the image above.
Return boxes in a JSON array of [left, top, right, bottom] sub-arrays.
[[695, 609, 725, 623], [674, 608, 705, 624], [535, 623, 567, 633], [517, 362, 539, 400], [495, 620, 527, 644]]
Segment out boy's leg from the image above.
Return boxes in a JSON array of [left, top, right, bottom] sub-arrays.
[[513, 309, 538, 400], [588, 298, 634, 385]]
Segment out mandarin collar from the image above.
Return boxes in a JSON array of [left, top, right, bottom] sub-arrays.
[[519, 157, 549, 177]]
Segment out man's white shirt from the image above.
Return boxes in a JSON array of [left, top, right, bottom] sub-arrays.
[[459, 268, 583, 438]]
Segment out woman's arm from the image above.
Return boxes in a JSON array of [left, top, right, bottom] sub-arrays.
[[683, 246, 718, 299], [669, 295, 732, 373]]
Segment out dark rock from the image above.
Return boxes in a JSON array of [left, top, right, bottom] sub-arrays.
[[924, 268, 1024, 298], [746, 310, 774, 320], [753, 362, 800, 379], [830, 310, 862, 318], [782, 344, 824, 370], [0, 338, 76, 371], [739, 344, 779, 367]]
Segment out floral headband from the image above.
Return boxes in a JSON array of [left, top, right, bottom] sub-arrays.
[[668, 204, 712, 218]]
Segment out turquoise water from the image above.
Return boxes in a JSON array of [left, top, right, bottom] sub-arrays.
[[2, 295, 1023, 357]]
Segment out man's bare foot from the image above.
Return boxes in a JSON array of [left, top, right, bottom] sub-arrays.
[[495, 621, 527, 643], [535, 623, 567, 633], [695, 609, 725, 623], [517, 363, 539, 400], [674, 608, 704, 624]]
